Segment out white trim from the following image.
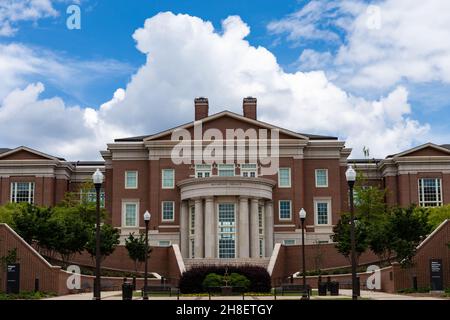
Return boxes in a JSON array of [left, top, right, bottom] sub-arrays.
[[278, 200, 292, 221], [10, 181, 35, 204], [161, 169, 175, 189], [195, 164, 212, 178], [391, 142, 450, 158], [172, 244, 186, 274], [124, 170, 138, 189], [0, 146, 62, 161], [314, 198, 332, 226], [278, 168, 291, 188], [241, 163, 258, 178], [315, 169, 328, 188], [144, 110, 309, 141], [161, 200, 175, 222], [267, 243, 281, 276], [121, 200, 139, 227]]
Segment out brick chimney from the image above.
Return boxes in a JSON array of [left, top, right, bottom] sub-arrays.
[[243, 97, 257, 120], [195, 97, 209, 121]]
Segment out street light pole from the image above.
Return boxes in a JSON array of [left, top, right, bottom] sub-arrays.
[[143, 210, 151, 300], [345, 165, 358, 301], [92, 168, 104, 301], [299, 208, 308, 300]]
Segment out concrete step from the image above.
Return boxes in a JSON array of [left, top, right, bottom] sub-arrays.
[[184, 258, 271, 270]]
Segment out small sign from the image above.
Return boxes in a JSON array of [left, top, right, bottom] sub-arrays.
[[6, 263, 20, 294], [430, 259, 443, 291]]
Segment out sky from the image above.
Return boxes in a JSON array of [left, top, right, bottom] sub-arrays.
[[0, 0, 449, 160]]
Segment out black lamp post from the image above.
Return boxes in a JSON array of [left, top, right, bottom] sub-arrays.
[[92, 168, 104, 301], [143, 210, 151, 300], [299, 208, 308, 300], [345, 165, 358, 300]]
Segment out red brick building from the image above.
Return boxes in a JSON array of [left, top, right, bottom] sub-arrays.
[[1, 97, 450, 265]]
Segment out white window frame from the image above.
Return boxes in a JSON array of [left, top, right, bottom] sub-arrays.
[[315, 169, 328, 188], [278, 168, 291, 188], [162, 169, 175, 189], [161, 201, 175, 222], [195, 164, 212, 178], [217, 202, 237, 259], [314, 199, 332, 226], [10, 182, 35, 204], [218, 164, 235, 177], [121, 200, 139, 228], [241, 163, 258, 178], [418, 178, 443, 207], [283, 239, 296, 246], [278, 200, 292, 221], [124, 171, 138, 189]]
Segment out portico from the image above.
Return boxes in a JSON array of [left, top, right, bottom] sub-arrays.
[[178, 176, 275, 259]]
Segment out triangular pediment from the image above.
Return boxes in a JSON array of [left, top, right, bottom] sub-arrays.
[[145, 111, 308, 141], [391, 143, 450, 158], [0, 146, 63, 161]]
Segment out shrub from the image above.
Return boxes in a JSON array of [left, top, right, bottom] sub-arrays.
[[202, 273, 223, 290], [229, 273, 250, 290], [179, 265, 271, 293]]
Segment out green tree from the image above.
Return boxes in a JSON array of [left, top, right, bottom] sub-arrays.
[[86, 224, 120, 262], [49, 211, 89, 263], [387, 205, 432, 268], [0, 248, 19, 271], [229, 273, 250, 290], [125, 232, 152, 273], [331, 213, 369, 264], [427, 205, 450, 229], [202, 273, 223, 289]]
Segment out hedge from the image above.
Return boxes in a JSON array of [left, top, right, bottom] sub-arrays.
[[179, 265, 271, 293]]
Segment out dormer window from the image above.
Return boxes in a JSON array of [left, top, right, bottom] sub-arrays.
[[241, 163, 257, 177], [195, 164, 211, 178]]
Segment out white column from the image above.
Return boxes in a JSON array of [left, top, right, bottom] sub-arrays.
[[204, 197, 215, 258], [238, 197, 250, 258], [250, 198, 259, 258], [264, 200, 274, 257], [179, 200, 189, 258], [194, 198, 204, 258]]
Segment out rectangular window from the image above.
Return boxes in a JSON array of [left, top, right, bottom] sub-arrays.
[[162, 201, 175, 221], [218, 164, 235, 177], [80, 189, 105, 208], [218, 203, 236, 258], [189, 206, 195, 258], [195, 164, 211, 178], [241, 163, 257, 177], [258, 206, 264, 258], [162, 169, 175, 189], [278, 168, 291, 188], [190, 239, 195, 259], [125, 171, 138, 189], [283, 239, 296, 245], [279, 200, 292, 220], [122, 201, 138, 227], [315, 169, 328, 187], [314, 200, 331, 225], [418, 178, 443, 207], [158, 240, 171, 247], [10, 182, 35, 204]]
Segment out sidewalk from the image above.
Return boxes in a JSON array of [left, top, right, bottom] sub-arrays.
[[44, 290, 445, 300]]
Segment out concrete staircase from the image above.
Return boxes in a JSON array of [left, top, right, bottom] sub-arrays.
[[184, 258, 271, 270]]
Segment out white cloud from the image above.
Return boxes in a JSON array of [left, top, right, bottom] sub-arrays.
[[0, 0, 58, 36], [269, 0, 450, 89], [0, 12, 431, 159]]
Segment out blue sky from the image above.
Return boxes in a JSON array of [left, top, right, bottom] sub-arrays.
[[0, 0, 449, 159]]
